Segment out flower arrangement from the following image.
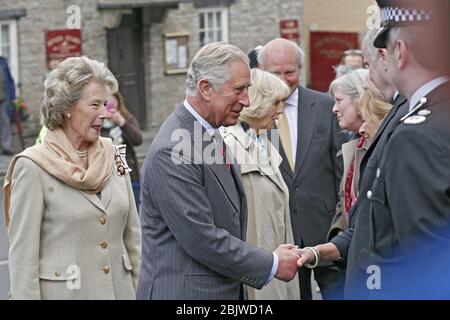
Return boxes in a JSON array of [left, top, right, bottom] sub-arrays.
[[10, 96, 29, 123]]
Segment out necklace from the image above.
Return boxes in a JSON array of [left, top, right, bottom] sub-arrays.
[[76, 149, 88, 158]]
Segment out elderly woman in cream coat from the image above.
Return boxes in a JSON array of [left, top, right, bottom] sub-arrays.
[[220, 68, 300, 300], [3, 56, 141, 300]]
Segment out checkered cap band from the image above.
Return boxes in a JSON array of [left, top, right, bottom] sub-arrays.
[[381, 6, 431, 24]]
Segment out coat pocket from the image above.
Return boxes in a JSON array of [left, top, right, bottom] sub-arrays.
[[122, 254, 133, 271], [325, 196, 338, 212], [39, 263, 80, 281]]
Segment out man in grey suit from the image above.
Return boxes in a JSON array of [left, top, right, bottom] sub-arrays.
[[137, 42, 301, 300], [259, 39, 346, 300]]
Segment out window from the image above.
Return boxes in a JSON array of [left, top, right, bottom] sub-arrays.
[[0, 20, 19, 90], [199, 7, 228, 47]]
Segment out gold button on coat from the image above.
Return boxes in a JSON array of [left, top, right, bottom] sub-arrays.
[[55, 272, 61, 278], [100, 216, 107, 225], [102, 266, 110, 274], [100, 241, 108, 249]]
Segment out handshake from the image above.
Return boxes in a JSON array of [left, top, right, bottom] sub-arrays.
[[274, 244, 320, 282]]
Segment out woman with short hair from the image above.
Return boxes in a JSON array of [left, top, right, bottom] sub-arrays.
[[327, 69, 369, 241], [4, 56, 141, 300]]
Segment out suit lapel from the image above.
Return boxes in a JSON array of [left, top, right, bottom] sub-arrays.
[[230, 162, 247, 239], [294, 87, 319, 178], [371, 96, 407, 148], [208, 162, 241, 214], [101, 174, 114, 209], [176, 105, 242, 214], [80, 191, 106, 213], [276, 136, 293, 178]]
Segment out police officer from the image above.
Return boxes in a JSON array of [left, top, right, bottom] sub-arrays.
[[363, 0, 450, 298], [298, 0, 450, 299]]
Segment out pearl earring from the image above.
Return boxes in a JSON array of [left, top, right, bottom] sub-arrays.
[[66, 113, 72, 119]]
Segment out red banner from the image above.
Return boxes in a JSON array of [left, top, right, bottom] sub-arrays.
[[280, 20, 300, 42], [45, 29, 82, 70], [309, 31, 359, 92]]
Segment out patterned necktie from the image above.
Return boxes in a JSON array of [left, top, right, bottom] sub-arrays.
[[221, 143, 231, 171]]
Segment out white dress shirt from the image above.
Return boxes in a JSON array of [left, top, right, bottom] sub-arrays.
[[409, 76, 450, 111], [283, 89, 299, 162]]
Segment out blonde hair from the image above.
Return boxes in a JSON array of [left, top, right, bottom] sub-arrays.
[[239, 69, 290, 122], [41, 56, 118, 129], [359, 87, 392, 123]]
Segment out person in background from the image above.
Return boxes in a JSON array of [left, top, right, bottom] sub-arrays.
[[358, 87, 392, 145], [327, 69, 368, 242], [220, 68, 300, 300], [4, 56, 141, 300], [340, 49, 364, 69], [333, 64, 360, 80], [102, 91, 143, 210], [0, 56, 16, 155], [248, 46, 262, 69]]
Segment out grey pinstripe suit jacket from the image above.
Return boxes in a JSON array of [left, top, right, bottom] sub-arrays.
[[136, 105, 274, 300]]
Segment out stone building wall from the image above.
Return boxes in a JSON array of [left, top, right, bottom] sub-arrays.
[[0, 0, 303, 135]]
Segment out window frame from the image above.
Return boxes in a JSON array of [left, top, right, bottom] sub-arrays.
[[198, 7, 229, 47], [0, 19, 19, 93]]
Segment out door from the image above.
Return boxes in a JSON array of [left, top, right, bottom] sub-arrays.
[[310, 31, 359, 92], [107, 10, 147, 129]]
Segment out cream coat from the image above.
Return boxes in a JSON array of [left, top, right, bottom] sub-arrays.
[[7, 157, 141, 300], [221, 124, 300, 300]]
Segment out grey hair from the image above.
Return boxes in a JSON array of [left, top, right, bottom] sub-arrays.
[[333, 64, 360, 78], [185, 42, 249, 97], [362, 29, 379, 63], [329, 68, 369, 103], [257, 40, 305, 68], [41, 56, 118, 129]]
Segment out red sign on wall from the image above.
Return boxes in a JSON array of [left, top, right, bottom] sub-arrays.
[[309, 31, 359, 92], [280, 20, 300, 42], [45, 29, 82, 70]]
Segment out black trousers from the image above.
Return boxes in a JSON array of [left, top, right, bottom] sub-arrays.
[[299, 265, 346, 300]]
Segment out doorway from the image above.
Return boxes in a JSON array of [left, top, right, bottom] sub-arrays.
[[107, 9, 147, 129]]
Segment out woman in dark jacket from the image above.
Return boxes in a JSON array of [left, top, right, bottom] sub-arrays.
[[102, 91, 143, 209]]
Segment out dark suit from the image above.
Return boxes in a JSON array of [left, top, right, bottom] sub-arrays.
[[278, 86, 346, 299], [137, 105, 274, 300], [330, 94, 408, 299]]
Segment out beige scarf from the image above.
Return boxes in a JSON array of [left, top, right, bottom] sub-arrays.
[[3, 127, 114, 228]]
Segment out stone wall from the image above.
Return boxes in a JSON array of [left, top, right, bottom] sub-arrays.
[[0, 0, 303, 135]]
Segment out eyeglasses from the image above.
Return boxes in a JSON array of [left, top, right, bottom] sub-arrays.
[[344, 49, 363, 56]]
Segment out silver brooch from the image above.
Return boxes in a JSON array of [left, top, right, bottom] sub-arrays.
[[404, 115, 427, 125]]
